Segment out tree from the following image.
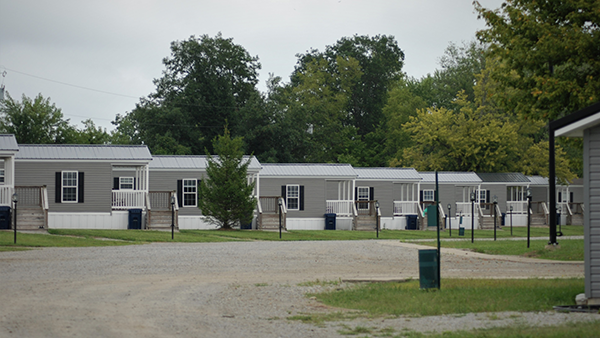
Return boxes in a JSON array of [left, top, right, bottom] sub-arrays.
[[118, 33, 261, 154], [0, 93, 78, 144], [198, 127, 256, 229], [474, 0, 600, 120], [74, 119, 111, 144]]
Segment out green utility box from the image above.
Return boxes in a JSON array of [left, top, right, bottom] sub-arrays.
[[459, 227, 465, 236], [418, 249, 439, 289], [426, 205, 437, 227]]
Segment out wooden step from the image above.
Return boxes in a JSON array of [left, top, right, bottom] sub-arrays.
[[15, 207, 45, 230], [259, 214, 285, 230]]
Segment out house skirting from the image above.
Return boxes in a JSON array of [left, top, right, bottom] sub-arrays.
[[177, 216, 219, 230], [49, 211, 132, 229]]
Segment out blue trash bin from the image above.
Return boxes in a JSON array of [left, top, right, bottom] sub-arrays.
[[128, 209, 143, 229], [0, 206, 10, 229], [324, 213, 336, 230], [405, 215, 418, 230]]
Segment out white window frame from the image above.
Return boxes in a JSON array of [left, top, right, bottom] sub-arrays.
[[422, 189, 435, 202], [286, 184, 299, 211], [182, 179, 197, 207], [477, 189, 487, 204], [62, 171, 78, 203], [357, 186, 370, 210], [120, 177, 134, 190]]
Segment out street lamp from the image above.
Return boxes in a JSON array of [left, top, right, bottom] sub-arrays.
[[447, 204, 451, 237], [526, 187, 532, 248], [12, 193, 17, 244], [493, 195, 498, 241], [170, 195, 175, 240], [375, 201, 380, 238], [278, 198, 283, 239], [470, 191, 475, 243], [509, 205, 513, 236]]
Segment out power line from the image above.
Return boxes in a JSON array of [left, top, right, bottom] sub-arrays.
[[1, 66, 141, 99]]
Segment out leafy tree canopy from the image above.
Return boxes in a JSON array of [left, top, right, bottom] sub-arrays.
[[0, 93, 79, 144], [475, 0, 600, 120], [120, 33, 261, 154]]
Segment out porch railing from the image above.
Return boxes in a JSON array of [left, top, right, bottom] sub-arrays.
[[259, 196, 280, 214], [15, 186, 42, 207], [393, 201, 419, 215], [507, 201, 528, 214], [112, 190, 146, 210], [326, 200, 354, 216], [456, 202, 476, 215], [148, 191, 173, 211], [0, 186, 12, 206]]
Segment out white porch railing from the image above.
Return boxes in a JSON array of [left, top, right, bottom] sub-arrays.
[[326, 200, 354, 216], [456, 202, 475, 215], [393, 201, 419, 215], [0, 186, 12, 206], [112, 191, 146, 210], [507, 201, 528, 214]]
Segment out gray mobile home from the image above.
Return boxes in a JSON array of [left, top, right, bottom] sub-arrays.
[[551, 101, 600, 305], [148, 155, 261, 229], [258, 163, 357, 230], [354, 167, 421, 230], [0, 135, 18, 208], [14, 144, 152, 229], [419, 172, 482, 230]]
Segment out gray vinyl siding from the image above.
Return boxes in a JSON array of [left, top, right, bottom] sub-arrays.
[[585, 125, 600, 298], [149, 170, 205, 216], [355, 181, 394, 217], [420, 183, 456, 210], [478, 184, 507, 212], [260, 178, 326, 218], [530, 187, 548, 204], [15, 161, 112, 212]]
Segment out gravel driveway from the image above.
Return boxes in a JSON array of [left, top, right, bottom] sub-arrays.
[[0, 240, 595, 337]]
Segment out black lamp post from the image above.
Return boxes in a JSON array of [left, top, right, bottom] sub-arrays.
[[470, 191, 475, 243], [526, 187, 531, 248], [170, 195, 175, 240], [557, 205, 563, 236], [493, 195, 498, 241], [447, 204, 451, 237], [375, 201, 380, 238], [509, 205, 513, 236], [12, 193, 18, 244], [278, 198, 282, 239]]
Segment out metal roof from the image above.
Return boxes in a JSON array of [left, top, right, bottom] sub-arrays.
[[527, 175, 549, 185], [477, 172, 530, 183], [150, 155, 261, 171], [354, 167, 421, 181], [0, 135, 18, 152], [260, 163, 357, 178], [16, 144, 152, 161], [419, 171, 482, 184]]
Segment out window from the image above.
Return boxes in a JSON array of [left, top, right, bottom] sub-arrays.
[[357, 186, 370, 210], [62, 171, 78, 202], [120, 177, 134, 190], [183, 179, 197, 207], [477, 190, 487, 204], [286, 185, 299, 210], [0, 169, 4, 183], [422, 189, 434, 202]]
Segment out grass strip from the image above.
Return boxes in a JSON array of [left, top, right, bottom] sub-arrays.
[[396, 320, 600, 337], [310, 278, 584, 317], [0, 230, 134, 248], [419, 239, 584, 261]]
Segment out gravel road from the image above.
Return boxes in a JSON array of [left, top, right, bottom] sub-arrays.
[[0, 240, 596, 337]]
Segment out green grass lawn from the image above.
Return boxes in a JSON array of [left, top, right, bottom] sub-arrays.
[[304, 278, 584, 317], [0, 225, 584, 253], [420, 239, 584, 261]]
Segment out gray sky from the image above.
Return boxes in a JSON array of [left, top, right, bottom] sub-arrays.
[[0, 0, 503, 131]]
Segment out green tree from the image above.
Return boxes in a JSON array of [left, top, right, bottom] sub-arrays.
[[198, 127, 256, 230], [74, 119, 111, 144], [0, 93, 78, 144], [119, 33, 261, 154], [474, 0, 600, 120]]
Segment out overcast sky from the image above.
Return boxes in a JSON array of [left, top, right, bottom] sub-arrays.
[[0, 0, 503, 131]]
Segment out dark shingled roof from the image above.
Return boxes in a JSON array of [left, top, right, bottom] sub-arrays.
[[477, 172, 530, 183]]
